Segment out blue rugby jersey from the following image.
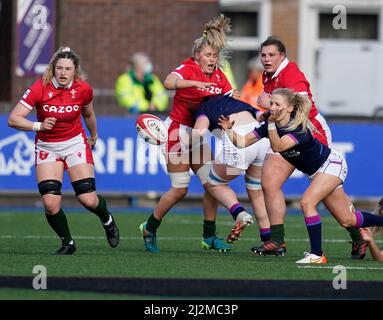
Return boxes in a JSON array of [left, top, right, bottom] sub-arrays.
[[194, 95, 258, 131], [253, 122, 331, 175]]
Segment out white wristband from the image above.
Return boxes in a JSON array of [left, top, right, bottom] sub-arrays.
[[267, 122, 277, 130], [32, 122, 42, 132], [268, 122, 276, 130]]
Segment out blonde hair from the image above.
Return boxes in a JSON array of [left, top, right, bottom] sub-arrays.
[[192, 14, 231, 61], [43, 47, 87, 86], [272, 88, 316, 134]]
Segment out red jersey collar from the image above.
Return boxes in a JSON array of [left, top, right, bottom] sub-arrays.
[[271, 57, 290, 79]]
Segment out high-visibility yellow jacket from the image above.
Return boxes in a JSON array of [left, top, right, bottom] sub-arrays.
[[221, 59, 237, 90], [115, 71, 168, 113]]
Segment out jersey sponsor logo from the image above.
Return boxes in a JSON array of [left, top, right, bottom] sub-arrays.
[[197, 86, 223, 95], [42, 105, 80, 113], [23, 89, 31, 99], [77, 152, 82, 158], [281, 149, 301, 158], [48, 92, 53, 98]]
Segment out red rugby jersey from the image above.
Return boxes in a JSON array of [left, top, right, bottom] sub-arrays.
[[262, 58, 318, 120], [19, 77, 93, 142], [169, 58, 233, 127]]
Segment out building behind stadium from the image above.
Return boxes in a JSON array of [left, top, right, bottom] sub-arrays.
[[2, 0, 383, 118]]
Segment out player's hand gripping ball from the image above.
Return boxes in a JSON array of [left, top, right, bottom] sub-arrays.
[[136, 114, 168, 145]]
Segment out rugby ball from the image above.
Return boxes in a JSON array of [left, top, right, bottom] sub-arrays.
[[136, 114, 168, 145]]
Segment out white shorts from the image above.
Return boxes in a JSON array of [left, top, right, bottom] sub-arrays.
[[309, 149, 348, 183], [221, 122, 270, 170], [35, 132, 94, 169]]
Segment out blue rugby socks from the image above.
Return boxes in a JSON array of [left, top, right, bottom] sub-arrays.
[[304, 215, 322, 256]]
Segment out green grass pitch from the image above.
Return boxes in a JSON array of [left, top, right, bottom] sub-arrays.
[[1, 210, 382, 299]]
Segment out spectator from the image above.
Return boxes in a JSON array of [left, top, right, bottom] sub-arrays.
[[240, 57, 265, 111], [221, 57, 237, 90], [115, 52, 168, 114]]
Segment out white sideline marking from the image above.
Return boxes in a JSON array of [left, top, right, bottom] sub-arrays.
[[297, 265, 383, 270]]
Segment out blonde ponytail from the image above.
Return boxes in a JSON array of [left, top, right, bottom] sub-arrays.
[[192, 15, 231, 59]]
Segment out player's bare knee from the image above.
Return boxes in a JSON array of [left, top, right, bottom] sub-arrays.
[[261, 179, 275, 194], [262, 175, 284, 193], [171, 187, 188, 199], [204, 181, 216, 192], [340, 218, 355, 228], [300, 197, 316, 213], [43, 201, 61, 215], [78, 194, 98, 209]]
